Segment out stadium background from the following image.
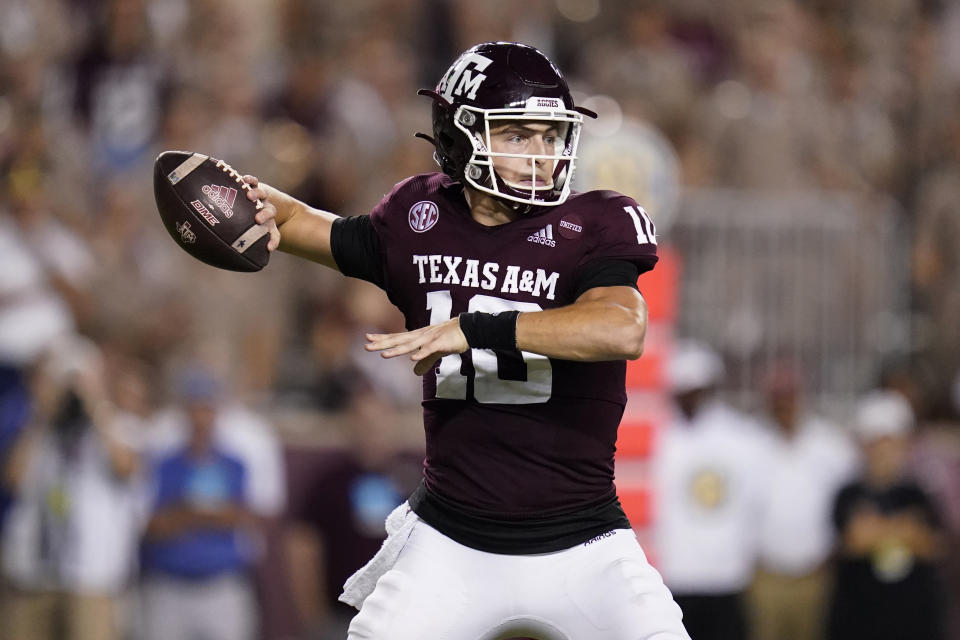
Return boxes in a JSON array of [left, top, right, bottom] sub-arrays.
[[1, 0, 959, 638]]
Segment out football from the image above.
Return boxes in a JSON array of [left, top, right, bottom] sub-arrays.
[[153, 151, 271, 272]]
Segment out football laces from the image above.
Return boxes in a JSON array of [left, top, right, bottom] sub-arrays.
[[215, 158, 263, 210]]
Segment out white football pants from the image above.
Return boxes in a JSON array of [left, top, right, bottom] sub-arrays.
[[347, 520, 690, 640]]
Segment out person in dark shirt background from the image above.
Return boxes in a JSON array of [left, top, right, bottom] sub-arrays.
[[285, 385, 421, 639], [829, 390, 947, 640]]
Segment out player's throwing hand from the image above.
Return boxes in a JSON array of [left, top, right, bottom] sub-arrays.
[[242, 175, 281, 251]]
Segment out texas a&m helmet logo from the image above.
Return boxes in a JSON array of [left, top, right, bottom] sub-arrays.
[[409, 201, 439, 233], [438, 52, 493, 101]]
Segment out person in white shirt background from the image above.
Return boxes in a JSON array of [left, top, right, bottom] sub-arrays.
[[750, 363, 858, 640], [1, 336, 141, 640], [0, 165, 93, 382], [0, 170, 95, 540], [652, 340, 774, 640]]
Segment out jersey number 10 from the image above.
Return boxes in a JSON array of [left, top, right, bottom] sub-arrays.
[[426, 290, 551, 404], [623, 205, 657, 245]]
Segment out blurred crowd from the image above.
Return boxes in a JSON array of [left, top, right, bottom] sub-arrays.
[[1, 0, 960, 639], [654, 341, 960, 640]]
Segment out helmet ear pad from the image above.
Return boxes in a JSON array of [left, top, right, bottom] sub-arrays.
[[432, 103, 473, 182]]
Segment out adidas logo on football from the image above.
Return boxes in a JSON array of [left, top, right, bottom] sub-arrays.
[[201, 184, 237, 219], [527, 223, 556, 247]]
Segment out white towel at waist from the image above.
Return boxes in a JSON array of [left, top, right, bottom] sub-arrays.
[[338, 501, 418, 610]]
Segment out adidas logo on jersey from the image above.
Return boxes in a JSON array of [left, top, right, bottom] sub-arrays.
[[527, 224, 556, 247]]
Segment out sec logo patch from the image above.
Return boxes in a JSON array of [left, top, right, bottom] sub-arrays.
[[409, 201, 439, 232]]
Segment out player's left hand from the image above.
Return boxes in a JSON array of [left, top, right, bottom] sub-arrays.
[[365, 318, 469, 376]]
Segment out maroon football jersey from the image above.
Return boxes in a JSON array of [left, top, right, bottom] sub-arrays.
[[366, 173, 658, 519]]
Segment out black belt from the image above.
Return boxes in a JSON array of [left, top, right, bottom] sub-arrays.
[[409, 481, 632, 555]]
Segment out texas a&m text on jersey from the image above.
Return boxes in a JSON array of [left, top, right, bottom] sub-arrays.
[[332, 170, 658, 551]]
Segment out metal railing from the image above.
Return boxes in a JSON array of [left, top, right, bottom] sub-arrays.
[[666, 188, 910, 412]]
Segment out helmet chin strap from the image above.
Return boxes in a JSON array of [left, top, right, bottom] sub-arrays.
[[508, 201, 536, 215], [489, 169, 544, 216], [463, 157, 559, 215], [463, 183, 536, 218], [414, 132, 438, 146]]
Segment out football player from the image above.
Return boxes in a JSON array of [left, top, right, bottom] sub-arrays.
[[245, 42, 689, 640]]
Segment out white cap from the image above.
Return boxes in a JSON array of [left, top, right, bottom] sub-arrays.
[[853, 390, 915, 441], [666, 340, 725, 394]]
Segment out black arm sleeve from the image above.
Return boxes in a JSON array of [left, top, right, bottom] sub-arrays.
[[330, 215, 386, 289], [572, 259, 641, 299]]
